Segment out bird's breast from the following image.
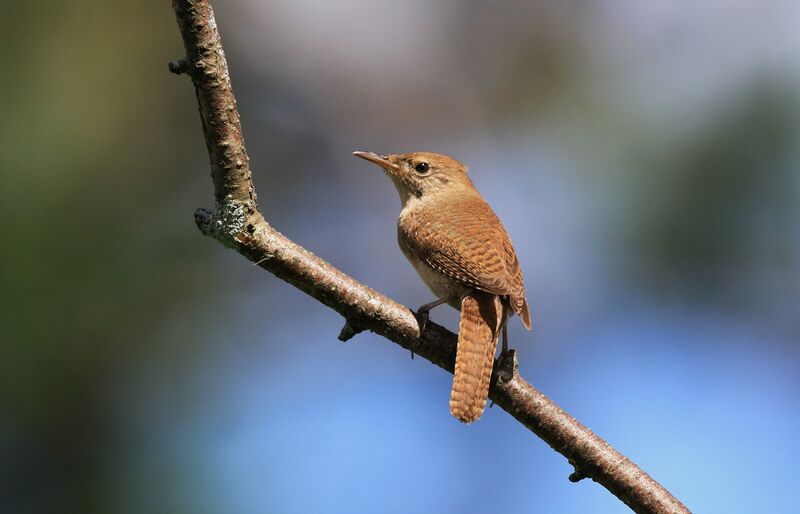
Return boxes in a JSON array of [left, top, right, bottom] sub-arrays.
[[397, 208, 469, 307]]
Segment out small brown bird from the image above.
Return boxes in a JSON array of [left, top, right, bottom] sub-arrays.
[[354, 151, 531, 423]]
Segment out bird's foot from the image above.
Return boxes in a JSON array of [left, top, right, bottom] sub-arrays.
[[414, 308, 430, 335], [495, 349, 518, 383]]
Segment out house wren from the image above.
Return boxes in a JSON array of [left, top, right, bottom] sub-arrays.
[[353, 151, 531, 423]]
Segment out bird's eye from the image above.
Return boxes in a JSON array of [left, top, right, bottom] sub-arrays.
[[414, 162, 430, 174]]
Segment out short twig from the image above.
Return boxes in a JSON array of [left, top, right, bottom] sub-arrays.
[[170, 2, 690, 513], [168, 58, 188, 75], [338, 319, 366, 342]]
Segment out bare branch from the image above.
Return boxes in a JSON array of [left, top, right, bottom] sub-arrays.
[[170, 2, 691, 513]]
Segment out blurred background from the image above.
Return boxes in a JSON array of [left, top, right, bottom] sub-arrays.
[[2, 1, 799, 513]]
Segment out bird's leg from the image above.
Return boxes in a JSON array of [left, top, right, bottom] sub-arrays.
[[490, 315, 505, 409], [500, 310, 510, 355], [408, 297, 454, 359], [415, 297, 453, 334]]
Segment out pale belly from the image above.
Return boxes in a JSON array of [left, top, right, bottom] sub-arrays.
[[402, 249, 470, 309], [396, 200, 472, 309]]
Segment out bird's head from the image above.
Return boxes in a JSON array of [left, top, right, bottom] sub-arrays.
[[353, 151, 473, 205]]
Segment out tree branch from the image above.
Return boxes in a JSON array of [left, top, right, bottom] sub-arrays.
[[170, 2, 691, 513]]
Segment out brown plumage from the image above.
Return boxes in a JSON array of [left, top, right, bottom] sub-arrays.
[[354, 150, 531, 423], [451, 293, 503, 423]]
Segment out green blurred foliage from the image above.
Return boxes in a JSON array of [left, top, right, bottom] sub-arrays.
[[0, 2, 222, 511], [627, 83, 799, 295], [1, 2, 798, 513]]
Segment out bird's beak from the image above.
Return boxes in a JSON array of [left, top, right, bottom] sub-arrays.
[[353, 151, 399, 172]]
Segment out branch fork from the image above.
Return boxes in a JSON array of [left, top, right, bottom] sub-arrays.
[[170, 2, 690, 513]]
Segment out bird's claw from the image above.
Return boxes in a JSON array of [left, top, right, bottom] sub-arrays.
[[415, 308, 430, 335]]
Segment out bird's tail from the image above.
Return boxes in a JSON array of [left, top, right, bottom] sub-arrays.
[[450, 293, 503, 423]]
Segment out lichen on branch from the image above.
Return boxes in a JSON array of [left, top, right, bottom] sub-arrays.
[[169, 2, 691, 513]]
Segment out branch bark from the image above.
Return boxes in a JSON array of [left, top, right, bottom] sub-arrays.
[[170, 2, 691, 513]]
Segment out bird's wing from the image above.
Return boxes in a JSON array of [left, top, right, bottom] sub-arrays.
[[400, 196, 528, 316]]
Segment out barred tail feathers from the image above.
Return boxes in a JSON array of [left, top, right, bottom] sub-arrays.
[[450, 293, 502, 423]]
